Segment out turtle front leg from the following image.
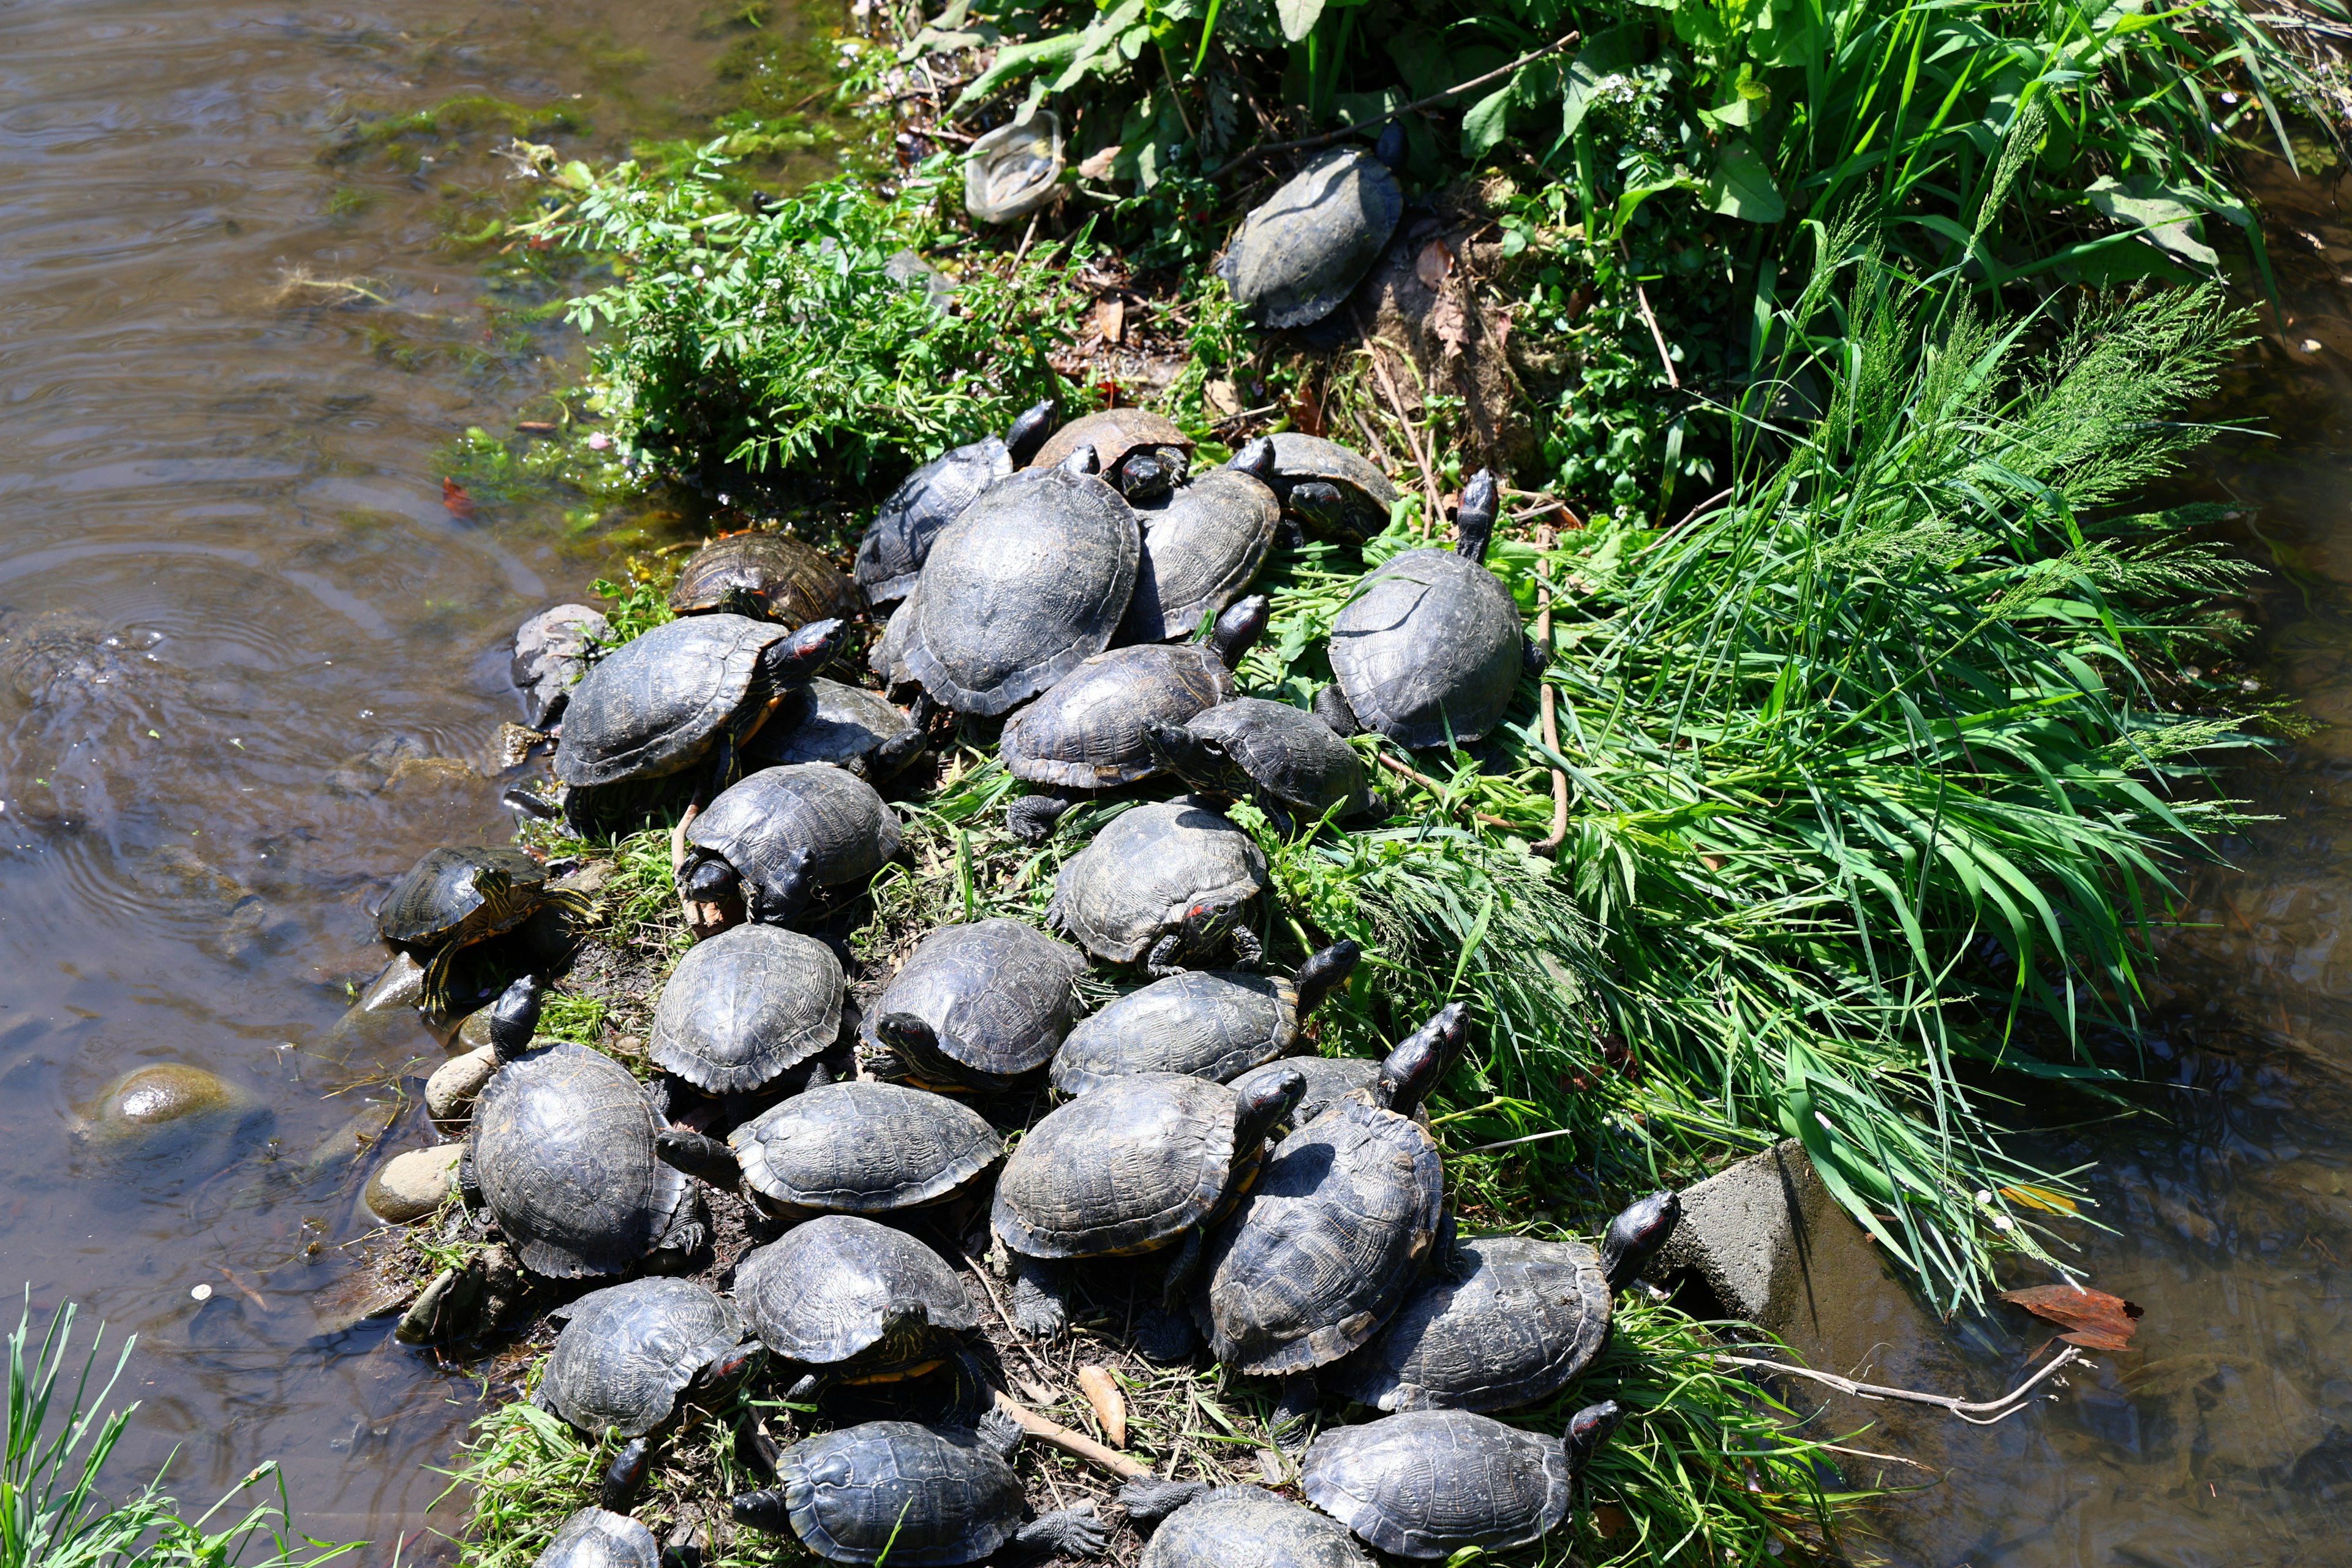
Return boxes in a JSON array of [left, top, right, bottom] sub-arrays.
[[1523, 632, 1551, 678], [1118, 1477, 1213, 1526], [1268, 1372, 1319, 1452], [1136, 1232, 1204, 1362], [1145, 933, 1187, 980], [1257, 796, 1298, 838], [1008, 1254, 1071, 1340], [734, 1410, 782, 1482], [600, 1434, 653, 1513], [1011, 1502, 1109, 1561], [1225, 923, 1264, 972], [1007, 790, 1077, 844]]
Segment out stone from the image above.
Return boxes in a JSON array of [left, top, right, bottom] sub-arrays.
[[513, 603, 611, 725], [425, 1046, 499, 1129], [1649, 1138, 1845, 1325], [356, 953, 428, 1014], [365, 1144, 462, 1224], [78, 1063, 268, 1161], [311, 1261, 420, 1337], [300, 1098, 399, 1180]]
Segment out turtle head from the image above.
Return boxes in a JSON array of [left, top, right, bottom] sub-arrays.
[[1058, 443, 1101, 478], [1227, 436, 1277, 483], [1294, 939, 1362, 1018], [1564, 1400, 1626, 1480], [1233, 1065, 1305, 1150], [1208, 594, 1272, 669], [1373, 121, 1407, 172], [1599, 1189, 1682, 1292], [757, 618, 845, 688], [1006, 398, 1058, 467], [1376, 1001, 1468, 1116], [1453, 469, 1501, 565], [1178, 891, 1250, 952], [1141, 718, 1249, 798], [486, 974, 545, 1063], [872, 1012, 943, 1076], [712, 582, 774, 621], [747, 845, 821, 927], [875, 1302, 938, 1360], [677, 850, 739, 909], [1286, 479, 1349, 540], [1119, 451, 1176, 505]]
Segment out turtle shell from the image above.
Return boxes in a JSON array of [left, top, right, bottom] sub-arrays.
[[555, 614, 792, 788], [860, 919, 1087, 1087], [734, 1214, 979, 1371], [669, 532, 859, 625], [778, 1421, 1024, 1565], [471, 1042, 693, 1278], [1229, 1056, 1379, 1131], [1330, 1237, 1611, 1413], [870, 592, 919, 687], [535, 1509, 660, 1568], [1140, 1487, 1374, 1568], [377, 844, 550, 947], [1050, 970, 1302, 1096], [999, 646, 1235, 791], [728, 1080, 1001, 1216], [686, 764, 902, 912], [746, 679, 916, 777], [857, 436, 1014, 606], [1118, 469, 1281, 644], [1221, 151, 1403, 331], [1265, 435, 1398, 545], [1186, 699, 1367, 814], [1194, 1098, 1444, 1373], [649, 923, 844, 1094], [1051, 801, 1270, 965], [1028, 409, 1195, 483], [540, 1278, 747, 1439], [1300, 1411, 1567, 1559], [1329, 548, 1524, 748], [993, 1073, 1246, 1259]]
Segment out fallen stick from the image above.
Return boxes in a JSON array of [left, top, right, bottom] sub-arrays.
[[1713, 1343, 2083, 1426], [1621, 239, 1680, 390], [993, 1391, 1153, 1480]]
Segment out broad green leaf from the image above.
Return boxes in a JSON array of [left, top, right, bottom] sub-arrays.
[[2084, 176, 2216, 268], [1276, 0, 1325, 43], [1706, 137, 1786, 222], [1560, 22, 1649, 140], [1461, 79, 1517, 158]]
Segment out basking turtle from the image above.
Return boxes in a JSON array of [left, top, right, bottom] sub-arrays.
[[1220, 138, 1404, 333], [899, 450, 1140, 716], [669, 531, 860, 627], [1264, 435, 1400, 547], [655, 1079, 1001, 1219], [1118, 1483, 1375, 1568], [1228, 1055, 1382, 1132], [998, 596, 1268, 843], [537, 1278, 758, 1507], [1028, 409, 1195, 504], [1050, 941, 1360, 1096], [734, 1214, 981, 1394], [1195, 1005, 1464, 1444], [993, 1068, 1303, 1357], [731, 1411, 1109, 1566], [744, 678, 927, 783], [1049, 799, 1269, 977], [1144, 699, 1379, 833], [1315, 472, 1544, 749], [648, 922, 844, 1098], [676, 763, 902, 926], [535, 1509, 660, 1568], [1300, 1403, 1625, 1559], [377, 845, 587, 1011], [857, 399, 1057, 605], [1117, 440, 1282, 643], [861, 919, 1088, 1091]]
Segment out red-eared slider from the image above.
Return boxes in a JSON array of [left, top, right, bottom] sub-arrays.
[[1228, 1055, 1381, 1131], [1220, 141, 1404, 332], [1314, 472, 1544, 749], [858, 401, 1057, 605], [901, 450, 1140, 715], [669, 531, 860, 626], [745, 678, 927, 783], [1118, 1483, 1375, 1568], [1332, 1194, 1681, 1412], [1264, 434, 1400, 546], [734, 1214, 980, 1393], [869, 594, 919, 688], [992, 1069, 1303, 1357], [535, 1509, 660, 1568], [998, 596, 1268, 844], [1144, 699, 1380, 834], [377, 845, 587, 1011], [860, 919, 1088, 1091], [648, 923, 844, 1096], [655, 1080, 1001, 1219], [1117, 440, 1281, 643], [677, 763, 902, 926], [538, 1278, 758, 1507], [1050, 941, 1359, 1096], [1049, 800, 1269, 976], [1300, 1403, 1625, 1559], [731, 1411, 1109, 1565], [1028, 409, 1195, 504], [1195, 1005, 1464, 1443]]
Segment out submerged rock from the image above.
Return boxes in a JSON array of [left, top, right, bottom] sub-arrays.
[[77, 1063, 269, 1167], [513, 603, 612, 726]]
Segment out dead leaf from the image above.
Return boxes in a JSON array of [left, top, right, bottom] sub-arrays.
[[1592, 1505, 1627, 1539], [1204, 378, 1242, 418], [1095, 296, 1126, 345], [1999, 1183, 2081, 1215], [2001, 1283, 2144, 1351], [1415, 239, 1455, 291], [442, 478, 474, 519], [1490, 308, 1513, 352], [516, 421, 557, 434], [1076, 146, 1119, 181], [1428, 291, 1471, 354], [1077, 1365, 1126, 1448], [1015, 1375, 1058, 1405]]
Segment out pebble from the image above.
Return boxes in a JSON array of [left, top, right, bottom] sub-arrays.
[[365, 1144, 462, 1224], [426, 1046, 499, 1129]]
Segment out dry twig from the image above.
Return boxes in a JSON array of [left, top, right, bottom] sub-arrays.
[[1713, 1344, 2084, 1426]]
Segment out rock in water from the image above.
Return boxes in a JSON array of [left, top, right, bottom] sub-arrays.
[[366, 1145, 462, 1224], [426, 1046, 499, 1129], [78, 1063, 268, 1167], [513, 603, 612, 726]]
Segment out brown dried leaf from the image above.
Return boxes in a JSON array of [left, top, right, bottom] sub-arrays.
[[1076, 146, 1120, 181], [2001, 1283, 2144, 1351], [1077, 1364, 1126, 1448], [1415, 239, 1455, 291], [1428, 291, 1471, 353], [1095, 296, 1126, 345], [1204, 378, 1242, 418]]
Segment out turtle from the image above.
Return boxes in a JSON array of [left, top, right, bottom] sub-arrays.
[[744, 678, 927, 783], [1116, 1483, 1376, 1568], [1117, 440, 1283, 644], [1331, 1193, 1683, 1412], [376, 845, 589, 1011], [869, 592, 919, 688], [992, 1068, 1305, 1357], [1299, 1403, 1626, 1559], [676, 763, 902, 926], [731, 1411, 1110, 1566], [534, 1509, 660, 1568], [1144, 699, 1381, 833], [900, 448, 1140, 716], [859, 918, 1088, 1092], [461, 976, 707, 1278], [1228, 1055, 1382, 1132], [733, 1214, 982, 1397], [537, 1278, 760, 1509], [1027, 409, 1196, 504], [1314, 471, 1546, 750], [647, 922, 845, 1098], [1264, 434, 1400, 546], [1219, 135, 1404, 333], [1048, 799, 1270, 977], [669, 531, 861, 626], [1049, 940, 1360, 1096], [998, 595, 1268, 844], [655, 1079, 1002, 1219], [1194, 1003, 1466, 1445], [857, 399, 1057, 605]]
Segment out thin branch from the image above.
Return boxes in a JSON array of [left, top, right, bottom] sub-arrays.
[[1377, 752, 1515, 831], [1713, 1344, 2084, 1425], [1621, 239, 1681, 390], [993, 1392, 1154, 1479], [1532, 524, 1570, 856], [1459, 1126, 1580, 1155]]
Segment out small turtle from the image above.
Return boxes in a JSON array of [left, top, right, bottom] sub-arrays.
[[860, 919, 1088, 1092], [734, 1214, 981, 1395], [731, 1411, 1109, 1566], [676, 763, 902, 926], [1118, 440, 1282, 644], [1118, 1483, 1374, 1568], [669, 531, 860, 626], [1264, 434, 1400, 546], [377, 845, 588, 1011], [1220, 137, 1404, 333], [648, 922, 845, 1097], [1027, 409, 1195, 504], [1300, 1403, 1626, 1559], [1227, 1055, 1382, 1131], [1050, 940, 1360, 1096], [1144, 699, 1380, 833], [1194, 1004, 1465, 1444], [534, 1509, 660, 1568], [655, 1079, 1001, 1219], [993, 1068, 1303, 1357], [1049, 799, 1270, 977], [998, 596, 1268, 844], [858, 399, 1057, 605], [744, 678, 927, 783], [869, 592, 919, 688], [1314, 472, 1545, 749], [537, 1278, 758, 1508]]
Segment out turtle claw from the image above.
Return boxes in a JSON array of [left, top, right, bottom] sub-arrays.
[[1014, 1502, 1109, 1560], [1117, 1478, 1211, 1526], [1269, 1373, 1319, 1453], [1133, 1306, 1199, 1364], [1008, 1257, 1069, 1340]]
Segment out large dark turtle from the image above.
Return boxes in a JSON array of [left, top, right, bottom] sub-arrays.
[[998, 596, 1268, 844], [992, 1069, 1303, 1356], [731, 1411, 1109, 1566], [1314, 472, 1544, 749], [1264, 434, 1400, 546], [1144, 699, 1379, 833], [1028, 409, 1195, 504], [677, 763, 902, 926], [1118, 1483, 1374, 1568], [1220, 141, 1404, 332], [1227, 1055, 1382, 1132], [537, 1278, 758, 1508], [377, 845, 587, 1011], [657, 1079, 1001, 1219], [734, 1214, 981, 1395], [669, 531, 860, 626], [1049, 800, 1270, 976], [857, 399, 1057, 605], [1050, 941, 1359, 1096], [535, 1509, 660, 1568], [869, 593, 919, 688], [860, 919, 1088, 1092], [1300, 1403, 1625, 1559], [745, 678, 927, 783], [1117, 440, 1281, 643], [1332, 1194, 1681, 1412], [900, 450, 1140, 716], [648, 922, 844, 1096]]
